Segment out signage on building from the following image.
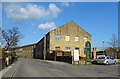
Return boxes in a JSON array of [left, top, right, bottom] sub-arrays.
[[74, 49, 79, 61]]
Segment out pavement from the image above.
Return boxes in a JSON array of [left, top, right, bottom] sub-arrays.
[[1, 58, 119, 77], [0, 59, 2, 71]]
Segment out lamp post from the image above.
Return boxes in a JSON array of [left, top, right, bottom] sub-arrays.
[[102, 40, 105, 56], [43, 35, 46, 60]]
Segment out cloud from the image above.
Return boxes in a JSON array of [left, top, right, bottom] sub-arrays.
[[38, 22, 56, 30], [5, 3, 61, 24], [61, 2, 69, 7]]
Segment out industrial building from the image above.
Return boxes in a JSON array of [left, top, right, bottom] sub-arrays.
[[34, 21, 92, 64], [12, 44, 36, 58], [92, 47, 120, 59]]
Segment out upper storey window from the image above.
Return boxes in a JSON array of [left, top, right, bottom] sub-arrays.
[[55, 35, 60, 40], [65, 36, 70, 41], [75, 37, 79, 41]]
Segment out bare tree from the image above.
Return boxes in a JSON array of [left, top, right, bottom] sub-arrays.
[[108, 34, 118, 59], [2, 27, 23, 51], [108, 34, 118, 48]]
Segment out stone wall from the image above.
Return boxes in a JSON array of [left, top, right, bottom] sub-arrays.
[[49, 21, 92, 64]]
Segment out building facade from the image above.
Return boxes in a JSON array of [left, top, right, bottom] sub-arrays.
[[105, 48, 120, 59], [92, 47, 120, 59], [34, 21, 92, 64], [12, 44, 36, 58]]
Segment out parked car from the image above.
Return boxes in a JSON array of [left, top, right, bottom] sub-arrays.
[[97, 56, 116, 65]]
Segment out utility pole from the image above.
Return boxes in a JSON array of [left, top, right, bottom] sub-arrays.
[[43, 35, 46, 60], [102, 40, 105, 56]]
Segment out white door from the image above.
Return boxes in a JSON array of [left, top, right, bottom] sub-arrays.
[[74, 48, 79, 61]]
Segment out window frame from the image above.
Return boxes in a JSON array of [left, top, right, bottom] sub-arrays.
[[65, 36, 70, 41], [75, 36, 79, 41], [55, 35, 60, 41], [65, 47, 70, 51]]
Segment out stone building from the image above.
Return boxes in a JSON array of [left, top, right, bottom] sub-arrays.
[[34, 21, 92, 64], [12, 44, 36, 58]]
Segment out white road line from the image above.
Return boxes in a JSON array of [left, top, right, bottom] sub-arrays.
[[11, 59, 22, 78], [7, 66, 12, 69], [2, 61, 18, 76], [0, 71, 2, 79]]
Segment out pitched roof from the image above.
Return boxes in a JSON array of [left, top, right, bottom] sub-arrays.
[[95, 47, 109, 52], [12, 43, 36, 49], [51, 21, 91, 36]]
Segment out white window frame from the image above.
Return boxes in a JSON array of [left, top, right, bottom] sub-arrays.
[[75, 36, 79, 41], [65, 36, 70, 41], [55, 35, 60, 41]]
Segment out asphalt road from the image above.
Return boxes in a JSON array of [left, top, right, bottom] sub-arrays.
[[2, 58, 119, 77]]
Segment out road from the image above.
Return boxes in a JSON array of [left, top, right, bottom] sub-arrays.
[[2, 58, 119, 77]]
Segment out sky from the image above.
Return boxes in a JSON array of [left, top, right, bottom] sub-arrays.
[[2, 2, 118, 47]]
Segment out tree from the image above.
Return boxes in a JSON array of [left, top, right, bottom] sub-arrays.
[[108, 34, 118, 48], [2, 27, 23, 51], [108, 34, 118, 59]]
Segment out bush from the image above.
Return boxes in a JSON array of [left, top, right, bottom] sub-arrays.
[[87, 59, 92, 62], [2, 52, 8, 58]]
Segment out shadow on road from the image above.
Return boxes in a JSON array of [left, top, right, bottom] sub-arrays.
[[91, 61, 107, 65], [91, 60, 118, 66]]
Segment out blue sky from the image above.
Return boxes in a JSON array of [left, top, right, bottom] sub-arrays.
[[2, 2, 118, 47]]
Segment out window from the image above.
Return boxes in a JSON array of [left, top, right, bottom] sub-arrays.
[[65, 47, 70, 51], [110, 57, 113, 60], [75, 37, 79, 41], [98, 57, 105, 59], [84, 36, 88, 40], [65, 36, 70, 41], [107, 57, 110, 59], [75, 47, 79, 50], [55, 35, 60, 40], [84, 36, 88, 42], [55, 47, 60, 50]]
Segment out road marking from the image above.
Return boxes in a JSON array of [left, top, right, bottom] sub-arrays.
[[2, 64, 14, 76], [11, 59, 22, 78], [6, 69, 9, 70], [0, 71, 2, 79], [7, 66, 12, 69], [2, 59, 21, 77]]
